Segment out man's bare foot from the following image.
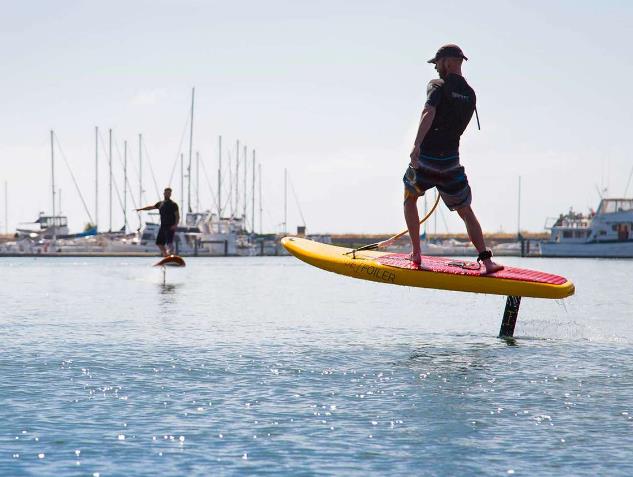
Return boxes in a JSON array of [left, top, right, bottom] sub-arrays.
[[408, 251, 422, 268], [481, 259, 504, 275]]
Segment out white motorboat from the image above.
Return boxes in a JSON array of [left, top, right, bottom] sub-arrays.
[[540, 198, 633, 257], [16, 213, 70, 239]]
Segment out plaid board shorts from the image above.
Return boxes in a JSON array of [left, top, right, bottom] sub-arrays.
[[402, 152, 472, 211]]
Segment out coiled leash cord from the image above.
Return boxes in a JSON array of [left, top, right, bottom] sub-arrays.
[[448, 250, 494, 271], [345, 193, 441, 258]]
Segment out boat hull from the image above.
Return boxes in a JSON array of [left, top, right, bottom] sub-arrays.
[[541, 240, 633, 258]]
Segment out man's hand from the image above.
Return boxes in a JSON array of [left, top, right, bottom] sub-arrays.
[[409, 146, 420, 168]]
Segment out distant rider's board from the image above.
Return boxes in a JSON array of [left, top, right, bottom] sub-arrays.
[[154, 255, 186, 267], [282, 237, 573, 298]]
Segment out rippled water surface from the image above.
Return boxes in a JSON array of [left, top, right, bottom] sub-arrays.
[[1, 256, 633, 476]]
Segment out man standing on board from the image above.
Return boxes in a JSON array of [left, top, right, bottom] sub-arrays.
[[403, 44, 503, 274], [137, 187, 180, 257]]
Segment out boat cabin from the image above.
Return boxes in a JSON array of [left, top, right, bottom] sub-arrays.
[[36, 214, 68, 230], [17, 213, 69, 238], [597, 198, 633, 215], [548, 199, 633, 244]]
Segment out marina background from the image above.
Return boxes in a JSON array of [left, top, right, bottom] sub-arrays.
[[1, 0, 632, 238]]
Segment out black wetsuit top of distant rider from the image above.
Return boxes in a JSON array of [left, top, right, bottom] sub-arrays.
[[420, 73, 476, 157], [154, 199, 179, 227]]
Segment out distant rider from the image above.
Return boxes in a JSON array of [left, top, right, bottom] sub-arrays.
[[136, 187, 180, 257], [403, 44, 503, 274]]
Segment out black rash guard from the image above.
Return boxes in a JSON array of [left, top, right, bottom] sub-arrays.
[[420, 73, 476, 157], [154, 199, 179, 227]]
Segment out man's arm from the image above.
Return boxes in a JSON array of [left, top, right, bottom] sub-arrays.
[[409, 105, 436, 166], [136, 203, 158, 212]]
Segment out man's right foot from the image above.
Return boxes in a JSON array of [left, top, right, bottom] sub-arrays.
[[482, 259, 504, 275]]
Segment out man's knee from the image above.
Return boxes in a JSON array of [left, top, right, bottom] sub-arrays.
[[456, 204, 473, 219]]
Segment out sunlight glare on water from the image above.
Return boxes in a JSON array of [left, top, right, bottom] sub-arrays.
[[1, 256, 632, 476]]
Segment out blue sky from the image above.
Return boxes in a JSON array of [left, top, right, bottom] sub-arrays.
[[1, 0, 632, 234]]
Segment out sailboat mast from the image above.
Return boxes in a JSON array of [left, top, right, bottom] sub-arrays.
[[51, 130, 55, 217], [517, 175, 522, 237], [95, 126, 99, 231], [196, 151, 200, 212], [109, 128, 112, 232], [228, 153, 233, 217], [258, 163, 262, 234], [218, 135, 222, 220], [236, 140, 240, 218], [3, 181, 7, 234], [187, 87, 195, 213], [124, 140, 128, 233], [252, 149, 256, 234], [180, 153, 184, 223], [138, 134, 143, 206], [50, 130, 56, 242], [243, 145, 247, 222], [283, 168, 287, 235]]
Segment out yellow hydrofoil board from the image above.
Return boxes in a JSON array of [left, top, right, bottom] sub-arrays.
[[282, 237, 574, 300]]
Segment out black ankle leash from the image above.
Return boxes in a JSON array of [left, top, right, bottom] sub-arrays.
[[477, 250, 493, 263]]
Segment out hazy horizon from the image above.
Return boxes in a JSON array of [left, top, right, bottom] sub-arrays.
[[1, 0, 632, 235]]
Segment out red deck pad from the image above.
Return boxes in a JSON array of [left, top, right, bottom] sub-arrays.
[[375, 254, 567, 285]]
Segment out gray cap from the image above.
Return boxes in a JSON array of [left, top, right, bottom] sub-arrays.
[[427, 44, 468, 63]]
